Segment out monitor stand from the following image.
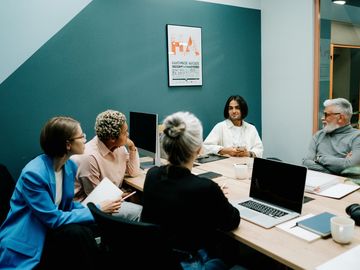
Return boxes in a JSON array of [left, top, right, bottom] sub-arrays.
[[140, 155, 162, 170], [140, 160, 156, 170]]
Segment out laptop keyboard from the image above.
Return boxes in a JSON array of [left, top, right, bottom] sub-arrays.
[[239, 200, 288, 218]]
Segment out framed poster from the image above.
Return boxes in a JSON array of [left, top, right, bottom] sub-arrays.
[[166, 24, 202, 87]]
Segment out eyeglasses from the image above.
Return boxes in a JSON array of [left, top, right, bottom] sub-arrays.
[[323, 112, 341, 118], [70, 133, 86, 141]]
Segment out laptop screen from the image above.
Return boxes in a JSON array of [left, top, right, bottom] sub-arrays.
[[249, 158, 307, 213]]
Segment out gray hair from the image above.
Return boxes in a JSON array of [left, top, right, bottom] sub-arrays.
[[95, 110, 127, 141], [324, 98, 353, 121], [162, 111, 203, 166]]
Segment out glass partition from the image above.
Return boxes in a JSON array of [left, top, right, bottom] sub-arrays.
[[316, 0, 360, 130]]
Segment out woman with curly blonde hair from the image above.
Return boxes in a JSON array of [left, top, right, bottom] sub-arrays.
[[72, 109, 142, 221]]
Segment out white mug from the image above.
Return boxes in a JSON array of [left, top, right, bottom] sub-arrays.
[[331, 216, 355, 244], [234, 163, 248, 180]]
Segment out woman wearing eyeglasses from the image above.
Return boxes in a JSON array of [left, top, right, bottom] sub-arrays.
[[0, 116, 121, 269]]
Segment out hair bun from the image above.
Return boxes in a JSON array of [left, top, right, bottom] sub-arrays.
[[164, 123, 186, 138]]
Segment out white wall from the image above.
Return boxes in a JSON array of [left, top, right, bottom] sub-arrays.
[[261, 0, 314, 164], [332, 21, 360, 46], [0, 0, 91, 84]]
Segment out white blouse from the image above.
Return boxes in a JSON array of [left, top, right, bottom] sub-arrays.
[[55, 169, 63, 206], [203, 119, 264, 157]]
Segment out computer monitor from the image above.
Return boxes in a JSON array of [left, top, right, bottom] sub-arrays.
[[129, 111, 161, 169]]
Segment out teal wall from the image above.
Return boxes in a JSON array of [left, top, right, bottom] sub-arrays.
[[0, 0, 261, 178], [319, 18, 331, 128]]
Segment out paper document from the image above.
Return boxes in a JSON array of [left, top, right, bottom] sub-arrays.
[[276, 214, 321, 242], [316, 183, 359, 199], [316, 245, 360, 270], [82, 177, 123, 206], [305, 170, 359, 198], [305, 170, 339, 193]]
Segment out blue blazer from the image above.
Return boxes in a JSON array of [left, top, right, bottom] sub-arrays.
[[0, 154, 94, 269]]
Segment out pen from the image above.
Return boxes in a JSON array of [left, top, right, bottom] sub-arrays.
[[121, 191, 137, 201], [221, 183, 227, 189]]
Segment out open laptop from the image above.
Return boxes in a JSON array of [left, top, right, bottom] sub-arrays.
[[231, 157, 307, 229]]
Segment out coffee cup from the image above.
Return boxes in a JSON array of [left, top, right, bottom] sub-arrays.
[[331, 216, 355, 244], [234, 163, 248, 179]]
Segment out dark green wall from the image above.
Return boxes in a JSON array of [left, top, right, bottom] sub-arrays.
[[0, 0, 261, 178]]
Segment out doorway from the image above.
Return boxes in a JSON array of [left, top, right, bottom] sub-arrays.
[[330, 44, 360, 127]]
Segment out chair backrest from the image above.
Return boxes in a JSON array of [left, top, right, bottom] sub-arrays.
[[87, 202, 182, 270], [0, 164, 15, 226], [341, 166, 360, 179], [266, 157, 283, 162]]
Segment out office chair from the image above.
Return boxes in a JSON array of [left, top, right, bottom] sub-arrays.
[[266, 157, 283, 162], [341, 166, 360, 180], [87, 202, 182, 270], [0, 164, 15, 226]]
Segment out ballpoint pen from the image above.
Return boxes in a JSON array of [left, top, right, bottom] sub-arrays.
[[121, 191, 137, 201]]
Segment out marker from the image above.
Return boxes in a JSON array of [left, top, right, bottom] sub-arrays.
[[121, 191, 137, 201]]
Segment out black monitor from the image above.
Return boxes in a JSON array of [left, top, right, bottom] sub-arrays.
[[129, 111, 161, 169]]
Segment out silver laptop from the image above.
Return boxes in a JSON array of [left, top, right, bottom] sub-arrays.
[[231, 158, 307, 229]]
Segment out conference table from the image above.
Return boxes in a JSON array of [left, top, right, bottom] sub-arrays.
[[124, 156, 360, 270]]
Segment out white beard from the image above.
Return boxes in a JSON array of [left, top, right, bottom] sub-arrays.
[[323, 122, 340, 133]]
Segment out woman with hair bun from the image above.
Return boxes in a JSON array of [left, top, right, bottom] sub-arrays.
[[141, 111, 240, 270]]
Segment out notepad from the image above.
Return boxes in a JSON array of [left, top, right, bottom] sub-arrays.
[[296, 212, 336, 237], [195, 154, 229, 164], [305, 170, 339, 193], [276, 214, 321, 242], [305, 170, 360, 199], [197, 171, 222, 179], [82, 177, 123, 206]]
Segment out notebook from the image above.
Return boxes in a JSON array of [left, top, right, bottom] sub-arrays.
[[197, 171, 222, 179], [82, 177, 123, 206], [231, 158, 308, 229], [296, 211, 335, 237], [195, 154, 229, 164]]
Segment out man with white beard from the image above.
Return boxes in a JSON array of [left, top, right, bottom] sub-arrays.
[[303, 98, 360, 175]]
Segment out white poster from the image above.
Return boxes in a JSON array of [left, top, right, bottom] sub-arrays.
[[167, 24, 202, 86]]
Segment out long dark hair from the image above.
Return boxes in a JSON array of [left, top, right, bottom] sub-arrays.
[[223, 95, 248, 120]]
